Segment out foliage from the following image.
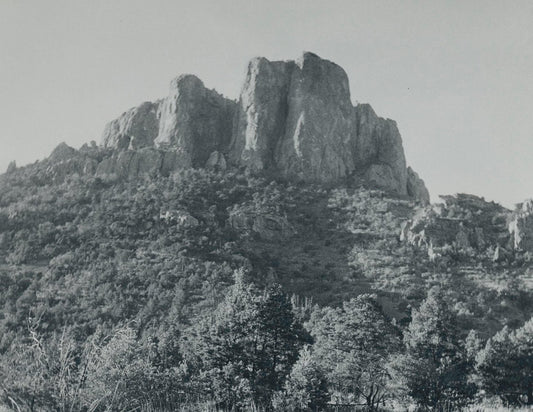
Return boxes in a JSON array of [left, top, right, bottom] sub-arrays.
[[476, 317, 533, 406], [0, 155, 532, 409], [184, 271, 309, 410], [272, 345, 330, 412], [82, 326, 187, 411], [0, 324, 90, 411], [307, 294, 400, 409], [393, 288, 477, 410]]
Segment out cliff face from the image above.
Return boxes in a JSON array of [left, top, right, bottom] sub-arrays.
[[101, 101, 160, 150], [98, 52, 427, 201], [101, 75, 236, 168], [155, 75, 236, 167], [231, 53, 409, 194], [509, 200, 533, 251], [232, 53, 356, 182]]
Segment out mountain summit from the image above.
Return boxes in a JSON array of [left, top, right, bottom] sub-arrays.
[[100, 52, 429, 203]]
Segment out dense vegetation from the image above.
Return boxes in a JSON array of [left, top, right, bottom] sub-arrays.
[[0, 155, 532, 410]]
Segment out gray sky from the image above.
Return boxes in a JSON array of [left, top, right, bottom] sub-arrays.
[[1, 0, 532, 207]]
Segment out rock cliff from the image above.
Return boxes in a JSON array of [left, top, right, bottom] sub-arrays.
[[155, 75, 236, 167], [96, 52, 428, 201], [101, 101, 160, 150], [406, 167, 430, 204], [5, 161, 16, 174], [509, 199, 533, 252], [231, 53, 411, 194]]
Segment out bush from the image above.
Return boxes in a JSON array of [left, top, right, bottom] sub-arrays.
[[272, 346, 330, 412]]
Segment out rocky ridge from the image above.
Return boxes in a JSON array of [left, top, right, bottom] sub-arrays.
[[97, 52, 428, 202]]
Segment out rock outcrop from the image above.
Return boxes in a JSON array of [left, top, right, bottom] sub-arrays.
[[401, 194, 512, 260], [97, 52, 428, 201], [49, 142, 78, 162], [231, 53, 410, 194], [43, 142, 91, 182], [509, 199, 533, 252], [6, 161, 16, 174], [228, 208, 294, 240], [101, 101, 160, 150], [160, 210, 199, 228], [155, 75, 236, 167], [101, 75, 236, 169], [406, 167, 430, 205], [205, 151, 227, 171], [95, 148, 181, 179]]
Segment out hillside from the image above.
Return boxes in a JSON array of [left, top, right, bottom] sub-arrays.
[[1, 155, 531, 337], [1, 52, 532, 411]]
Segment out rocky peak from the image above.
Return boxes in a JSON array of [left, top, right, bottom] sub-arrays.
[[232, 51, 355, 178], [6, 161, 16, 174], [155, 74, 236, 167], [101, 101, 160, 150], [232, 52, 413, 194], [50, 142, 78, 161], [97, 52, 428, 201], [168, 74, 205, 94]]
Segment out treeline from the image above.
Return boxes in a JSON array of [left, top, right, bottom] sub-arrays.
[[2, 270, 531, 411]]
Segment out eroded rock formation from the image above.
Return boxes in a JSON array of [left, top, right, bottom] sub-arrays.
[[407, 167, 431, 205], [400, 194, 513, 260], [231, 53, 411, 195], [155, 75, 236, 167], [97, 52, 428, 200], [509, 199, 533, 252]]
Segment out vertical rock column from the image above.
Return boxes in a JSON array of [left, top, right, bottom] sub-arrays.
[[156, 74, 236, 167]]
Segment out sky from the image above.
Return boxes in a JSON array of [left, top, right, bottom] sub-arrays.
[[1, 0, 532, 208]]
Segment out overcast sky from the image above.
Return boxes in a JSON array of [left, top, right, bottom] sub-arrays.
[[1, 0, 532, 207]]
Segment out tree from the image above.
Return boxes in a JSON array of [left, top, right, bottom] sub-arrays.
[[184, 270, 309, 410], [476, 317, 533, 406], [394, 288, 476, 410], [272, 345, 330, 412], [307, 294, 400, 410], [83, 326, 186, 411]]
